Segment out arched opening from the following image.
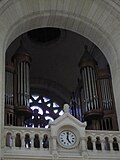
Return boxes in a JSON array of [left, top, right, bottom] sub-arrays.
[[6, 132, 13, 147], [15, 133, 21, 147], [0, 2, 120, 155], [87, 136, 93, 150], [104, 137, 110, 151], [42, 134, 49, 149], [25, 134, 31, 148], [34, 134, 40, 149], [4, 27, 118, 130], [96, 137, 102, 150]]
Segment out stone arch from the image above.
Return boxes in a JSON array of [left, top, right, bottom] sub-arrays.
[[0, 0, 120, 135], [4, 12, 118, 68]]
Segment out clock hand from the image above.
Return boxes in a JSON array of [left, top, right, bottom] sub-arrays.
[[66, 132, 71, 143]]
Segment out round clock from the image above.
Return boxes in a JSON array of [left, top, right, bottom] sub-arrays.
[[59, 130, 76, 147]]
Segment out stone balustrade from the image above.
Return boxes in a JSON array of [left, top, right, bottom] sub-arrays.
[[4, 126, 50, 151], [86, 130, 120, 152], [4, 126, 120, 155]]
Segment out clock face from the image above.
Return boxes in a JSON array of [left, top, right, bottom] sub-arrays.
[[59, 130, 76, 147]]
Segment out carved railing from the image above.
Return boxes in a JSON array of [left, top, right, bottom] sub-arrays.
[[4, 126, 120, 159], [4, 126, 51, 152], [86, 130, 120, 152]]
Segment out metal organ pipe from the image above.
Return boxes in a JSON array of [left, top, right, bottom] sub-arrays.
[[90, 67, 97, 109], [17, 63, 20, 106], [5, 64, 15, 126], [77, 46, 117, 130], [5, 65, 14, 106], [12, 48, 31, 108], [99, 78, 112, 111], [105, 79, 109, 110], [82, 69, 87, 112], [106, 79, 110, 109], [11, 44, 32, 126], [10, 72, 13, 105], [101, 80, 106, 110], [84, 68, 90, 111], [103, 79, 108, 110], [26, 63, 30, 106], [106, 79, 112, 110], [97, 69, 118, 130], [23, 61, 26, 106], [78, 45, 105, 130], [20, 62, 22, 105], [92, 68, 99, 109], [87, 66, 93, 110], [107, 79, 112, 110], [81, 65, 99, 112]]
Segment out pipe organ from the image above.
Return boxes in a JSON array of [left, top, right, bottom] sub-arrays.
[[70, 91, 81, 120], [97, 69, 118, 130], [12, 51, 31, 107], [79, 45, 103, 130], [5, 43, 118, 130], [98, 69, 113, 111], [5, 43, 32, 126], [5, 64, 15, 126], [70, 46, 118, 130]]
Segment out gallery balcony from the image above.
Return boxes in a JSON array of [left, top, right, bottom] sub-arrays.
[[4, 105, 120, 160]]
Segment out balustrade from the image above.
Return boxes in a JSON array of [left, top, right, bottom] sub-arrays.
[[86, 130, 120, 152], [4, 126, 50, 151], [4, 126, 120, 155]]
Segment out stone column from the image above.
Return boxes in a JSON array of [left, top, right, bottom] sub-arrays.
[[81, 137, 89, 159], [81, 137, 88, 156], [109, 139, 113, 151], [118, 140, 120, 151], [92, 139, 96, 151], [51, 136, 58, 160], [30, 136, 34, 149], [12, 135, 16, 148], [40, 136, 43, 150], [101, 139, 104, 151], [21, 136, 25, 148], [52, 136, 57, 152]]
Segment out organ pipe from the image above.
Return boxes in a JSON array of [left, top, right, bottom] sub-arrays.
[[92, 68, 99, 108], [11, 42, 32, 126], [5, 64, 15, 126], [98, 69, 113, 111], [90, 68, 97, 109], [82, 69, 87, 111], [5, 64, 15, 106], [96, 68, 118, 130], [79, 46, 100, 116], [12, 48, 31, 108]]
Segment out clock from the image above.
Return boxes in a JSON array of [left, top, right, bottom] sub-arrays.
[[58, 130, 76, 148]]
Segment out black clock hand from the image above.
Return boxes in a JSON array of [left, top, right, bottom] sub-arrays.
[[66, 132, 71, 143]]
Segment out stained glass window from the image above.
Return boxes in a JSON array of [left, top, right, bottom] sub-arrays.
[[26, 95, 64, 128]]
